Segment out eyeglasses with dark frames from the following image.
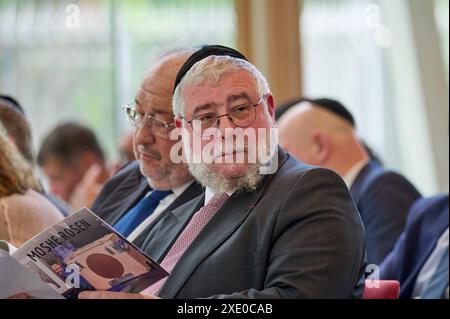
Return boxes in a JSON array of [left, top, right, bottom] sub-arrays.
[[184, 95, 265, 137]]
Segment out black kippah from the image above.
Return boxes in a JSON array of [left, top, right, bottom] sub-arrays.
[[173, 45, 248, 93], [307, 98, 355, 127], [0, 94, 25, 116]]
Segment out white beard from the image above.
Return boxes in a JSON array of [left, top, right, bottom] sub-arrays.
[[187, 160, 263, 194], [181, 118, 277, 194]]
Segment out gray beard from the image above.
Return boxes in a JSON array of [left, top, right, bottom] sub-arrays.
[[183, 112, 278, 194], [187, 161, 263, 194]]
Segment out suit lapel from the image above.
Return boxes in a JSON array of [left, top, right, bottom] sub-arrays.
[[133, 182, 204, 248], [106, 177, 150, 226], [141, 194, 205, 262], [405, 204, 449, 294], [159, 150, 288, 298], [349, 161, 377, 204], [167, 182, 205, 213]]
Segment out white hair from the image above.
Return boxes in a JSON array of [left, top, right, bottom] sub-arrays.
[[172, 55, 271, 118]]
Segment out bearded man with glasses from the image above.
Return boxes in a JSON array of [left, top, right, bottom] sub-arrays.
[[81, 45, 366, 300]]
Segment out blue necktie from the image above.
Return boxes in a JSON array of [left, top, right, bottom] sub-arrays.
[[114, 190, 172, 237], [421, 247, 449, 299]]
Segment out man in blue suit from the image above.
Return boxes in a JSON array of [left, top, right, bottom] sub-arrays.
[[380, 194, 449, 299], [277, 98, 422, 265]]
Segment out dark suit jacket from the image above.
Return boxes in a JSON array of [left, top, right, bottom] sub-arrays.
[[90, 160, 204, 248], [350, 161, 421, 265], [140, 149, 366, 299], [380, 194, 449, 299]]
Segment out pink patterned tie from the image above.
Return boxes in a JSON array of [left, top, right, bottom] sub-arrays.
[[141, 192, 229, 296]]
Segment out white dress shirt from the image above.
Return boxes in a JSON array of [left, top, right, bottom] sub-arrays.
[[343, 158, 369, 189], [204, 187, 234, 206], [127, 181, 193, 242], [412, 227, 449, 299]]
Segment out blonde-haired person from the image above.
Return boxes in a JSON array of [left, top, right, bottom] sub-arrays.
[[0, 121, 63, 247]]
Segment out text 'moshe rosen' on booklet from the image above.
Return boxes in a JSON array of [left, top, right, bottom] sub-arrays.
[[0, 208, 168, 299]]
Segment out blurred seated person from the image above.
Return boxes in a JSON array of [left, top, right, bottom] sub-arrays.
[[0, 121, 63, 247], [0, 95, 70, 216], [276, 97, 383, 165], [119, 129, 135, 164], [277, 97, 422, 265], [37, 122, 110, 211], [110, 129, 135, 174], [381, 194, 449, 299], [0, 95, 33, 164]]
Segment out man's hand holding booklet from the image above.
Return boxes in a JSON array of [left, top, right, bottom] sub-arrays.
[[0, 208, 168, 299]]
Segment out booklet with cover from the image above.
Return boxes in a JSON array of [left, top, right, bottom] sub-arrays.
[[0, 208, 168, 299]]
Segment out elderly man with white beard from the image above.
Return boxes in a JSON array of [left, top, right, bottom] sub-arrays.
[[80, 45, 366, 299]]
